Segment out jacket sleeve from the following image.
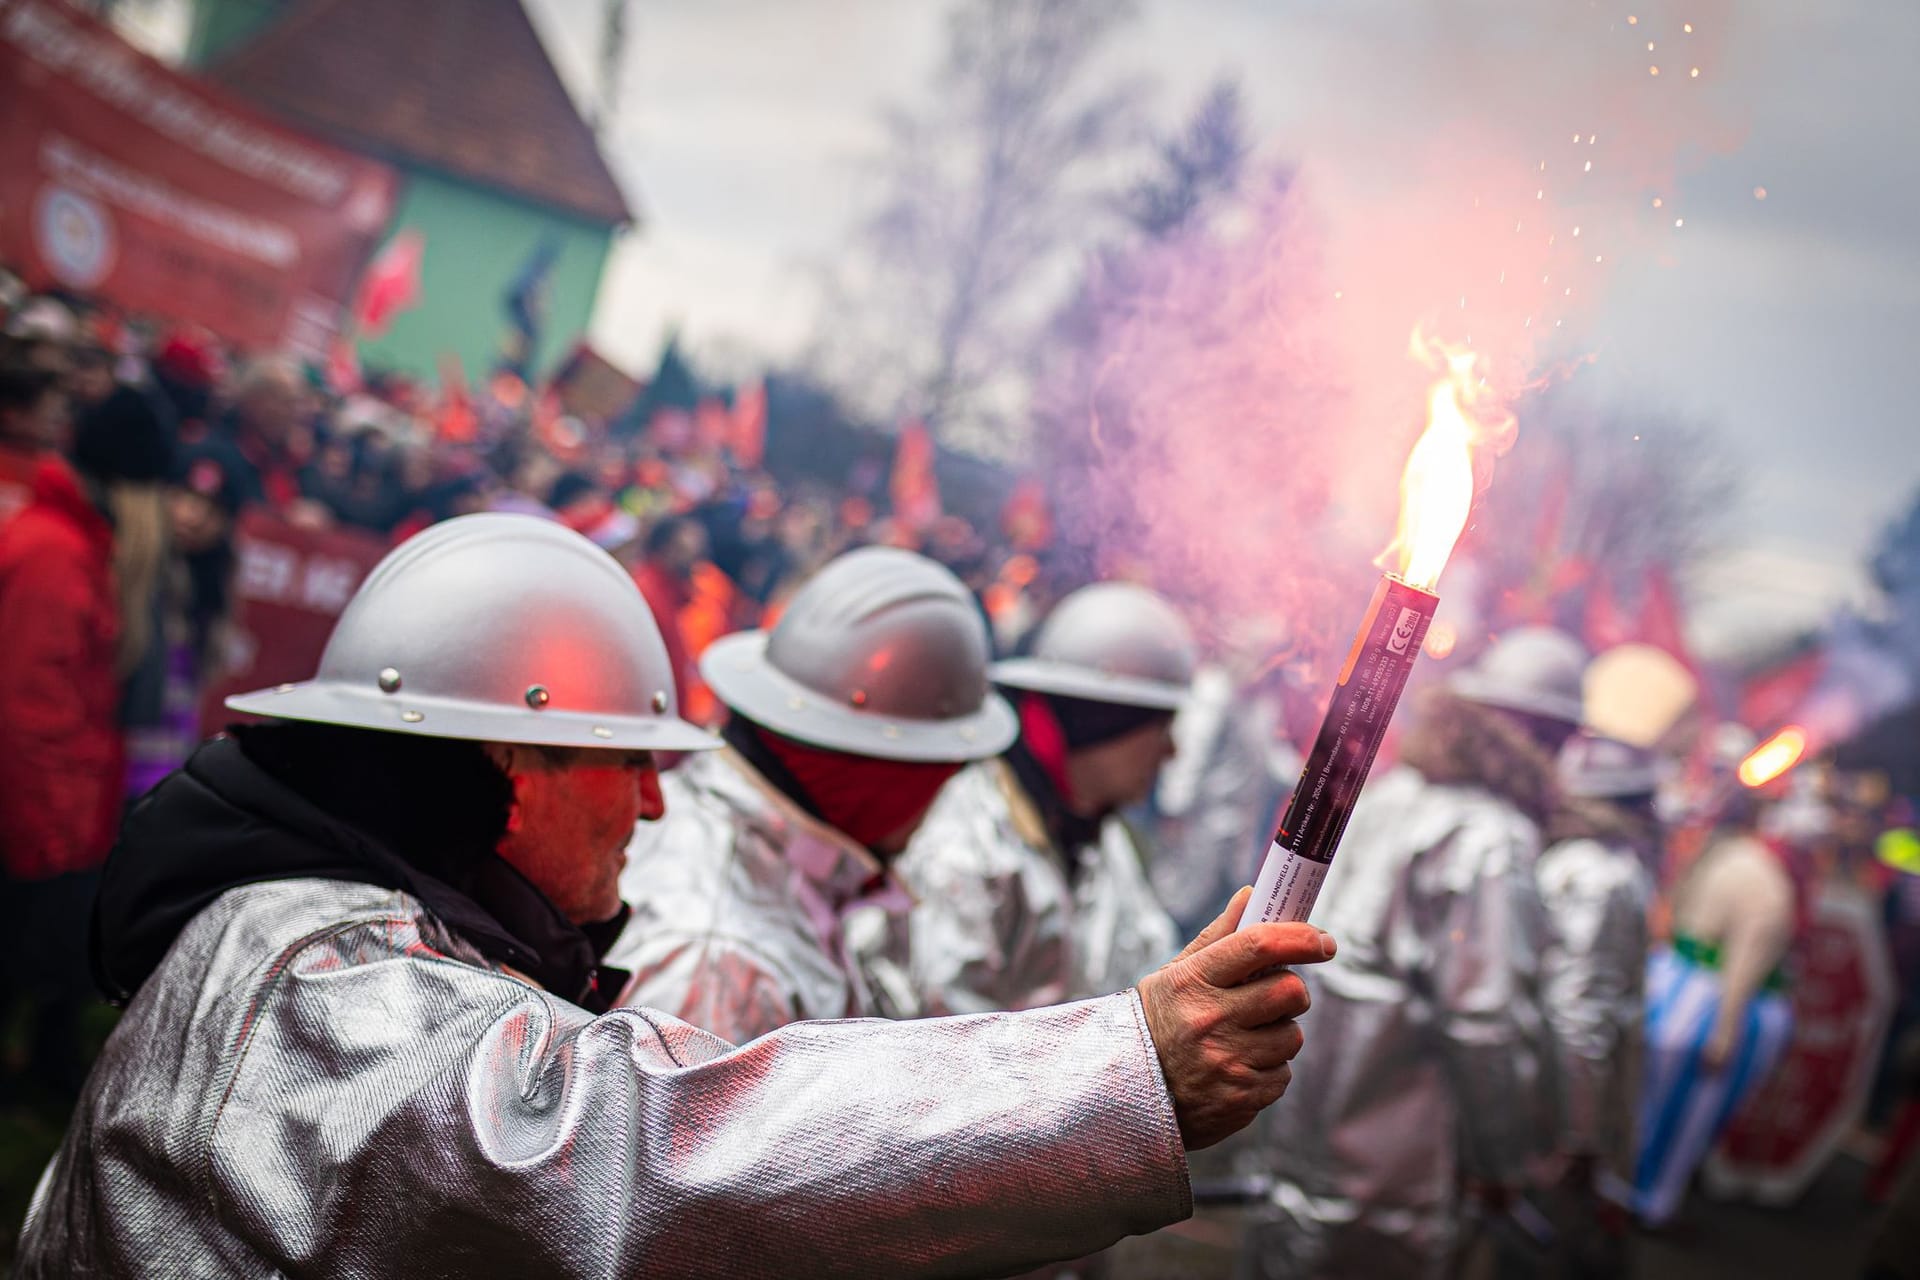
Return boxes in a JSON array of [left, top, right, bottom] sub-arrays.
[[1537, 844, 1648, 1154], [1417, 822, 1552, 1185], [0, 525, 114, 881], [209, 934, 1193, 1279], [615, 930, 808, 1045]]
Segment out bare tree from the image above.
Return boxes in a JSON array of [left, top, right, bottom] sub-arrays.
[[812, 0, 1149, 458], [1116, 78, 1249, 240], [1467, 387, 1743, 631]]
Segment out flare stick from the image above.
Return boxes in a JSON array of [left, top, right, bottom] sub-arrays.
[[1238, 575, 1439, 928]]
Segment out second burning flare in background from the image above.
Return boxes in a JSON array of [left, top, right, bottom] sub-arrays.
[[1241, 333, 1515, 928]]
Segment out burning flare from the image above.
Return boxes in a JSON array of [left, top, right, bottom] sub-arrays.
[[1383, 333, 1514, 592], [1738, 725, 1807, 789]]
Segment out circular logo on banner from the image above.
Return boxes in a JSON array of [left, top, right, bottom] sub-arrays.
[[34, 186, 117, 290]]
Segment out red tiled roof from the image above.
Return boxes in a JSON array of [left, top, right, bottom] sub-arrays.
[[208, 0, 634, 226]]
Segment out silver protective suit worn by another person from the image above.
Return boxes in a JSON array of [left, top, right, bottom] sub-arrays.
[[13, 517, 1196, 1279], [609, 547, 1017, 1042], [895, 583, 1190, 1015], [1251, 631, 1579, 1279], [1537, 735, 1661, 1169]]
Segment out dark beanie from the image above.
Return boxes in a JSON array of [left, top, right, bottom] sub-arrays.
[[73, 384, 174, 484], [1033, 690, 1173, 750]]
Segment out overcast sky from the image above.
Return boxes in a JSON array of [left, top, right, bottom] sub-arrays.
[[130, 0, 1920, 659], [511, 0, 1920, 660]]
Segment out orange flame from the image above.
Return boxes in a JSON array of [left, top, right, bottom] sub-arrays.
[[1738, 725, 1807, 788], [1383, 332, 1513, 592]]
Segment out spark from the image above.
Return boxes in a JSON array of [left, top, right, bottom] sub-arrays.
[[1539, 160, 1547, 171], [1498, 270, 1506, 284], [1564, 287, 1572, 296], [1556, 319, 1564, 327], [1458, 295, 1467, 310], [1588, 134, 1597, 144], [1536, 189, 1545, 200], [1690, 66, 1700, 77], [1652, 196, 1664, 208], [1595, 255, 1603, 262], [1650, 65, 1661, 75], [1648, 41, 1656, 51], [1754, 186, 1768, 200], [1584, 160, 1593, 171], [1633, 433, 1642, 441], [1333, 290, 1344, 299], [1572, 131, 1582, 142], [1573, 225, 1582, 236], [1675, 217, 1685, 227], [1684, 22, 1694, 33], [1628, 13, 1638, 23]]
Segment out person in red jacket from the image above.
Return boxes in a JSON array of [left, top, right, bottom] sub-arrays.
[[0, 362, 122, 1098], [629, 514, 709, 715]]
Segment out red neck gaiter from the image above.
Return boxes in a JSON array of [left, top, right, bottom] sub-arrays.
[[1017, 692, 1076, 807], [753, 726, 962, 850]]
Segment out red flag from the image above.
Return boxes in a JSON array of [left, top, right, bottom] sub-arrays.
[[354, 229, 424, 338], [1000, 479, 1052, 551], [889, 420, 941, 532], [694, 397, 731, 453], [729, 380, 767, 469]]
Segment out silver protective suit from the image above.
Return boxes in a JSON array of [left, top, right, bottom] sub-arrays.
[[1535, 836, 1653, 1164], [16, 878, 1193, 1278], [1248, 766, 1552, 1279], [894, 759, 1180, 1016], [605, 748, 920, 1041]]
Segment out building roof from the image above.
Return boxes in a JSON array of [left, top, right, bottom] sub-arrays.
[[208, 0, 634, 227]]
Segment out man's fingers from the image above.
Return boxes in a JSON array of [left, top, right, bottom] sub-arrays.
[[1174, 886, 1253, 962], [1217, 967, 1311, 1028], [1233, 1018, 1307, 1070], [1191, 921, 1335, 987]]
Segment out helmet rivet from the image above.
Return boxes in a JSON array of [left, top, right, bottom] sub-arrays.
[[592, 726, 614, 739], [401, 710, 425, 723], [651, 690, 669, 714], [274, 683, 296, 694], [525, 684, 551, 710], [850, 689, 868, 707], [377, 667, 403, 694]]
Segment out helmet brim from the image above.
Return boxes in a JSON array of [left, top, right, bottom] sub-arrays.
[[700, 631, 1017, 762], [226, 682, 721, 753], [990, 656, 1189, 712], [1448, 673, 1586, 728]]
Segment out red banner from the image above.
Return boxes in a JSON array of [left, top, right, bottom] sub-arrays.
[[200, 511, 389, 736], [0, 0, 399, 355]]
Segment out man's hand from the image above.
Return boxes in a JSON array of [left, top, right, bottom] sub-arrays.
[[1137, 887, 1336, 1151]]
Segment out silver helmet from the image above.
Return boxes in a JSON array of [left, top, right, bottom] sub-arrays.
[[699, 546, 1016, 762], [992, 582, 1196, 711], [1449, 625, 1589, 726], [227, 513, 719, 752], [1558, 733, 1661, 799]]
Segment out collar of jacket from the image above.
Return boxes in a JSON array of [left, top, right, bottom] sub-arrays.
[[93, 735, 629, 1011], [699, 747, 905, 911]]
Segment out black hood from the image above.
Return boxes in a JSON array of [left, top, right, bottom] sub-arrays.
[[93, 736, 629, 1011]]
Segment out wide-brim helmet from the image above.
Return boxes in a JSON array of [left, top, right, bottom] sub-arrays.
[[991, 581, 1196, 711], [701, 546, 1016, 762], [1449, 625, 1590, 727], [227, 513, 719, 752]]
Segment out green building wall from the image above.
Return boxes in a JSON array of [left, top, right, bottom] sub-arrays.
[[358, 168, 615, 382]]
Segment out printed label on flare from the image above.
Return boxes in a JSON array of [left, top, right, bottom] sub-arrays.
[[1244, 841, 1330, 926], [1238, 576, 1437, 930]]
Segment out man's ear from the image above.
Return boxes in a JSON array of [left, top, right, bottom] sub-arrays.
[[482, 743, 528, 834]]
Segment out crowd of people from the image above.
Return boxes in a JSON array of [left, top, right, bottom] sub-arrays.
[[2, 269, 1919, 1278]]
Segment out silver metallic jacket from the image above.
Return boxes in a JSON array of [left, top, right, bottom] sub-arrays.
[[1251, 767, 1552, 1279], [894, 759, 1180, 1016], [606, 748, 918, 1042], [1535, 836, 1653, 1163], [16, 878, 1194, 1278]]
